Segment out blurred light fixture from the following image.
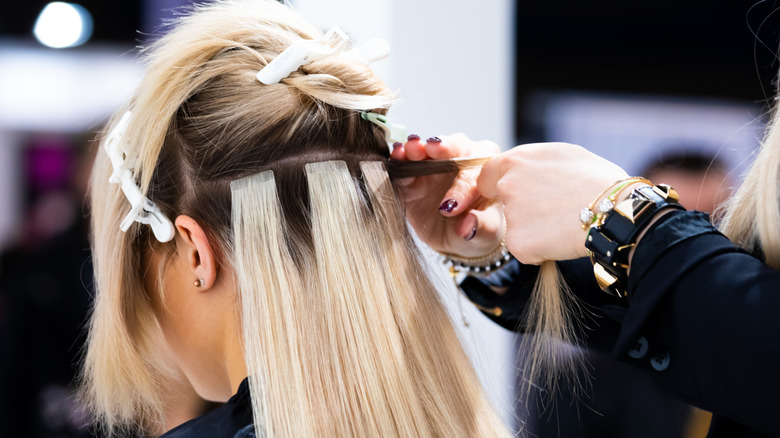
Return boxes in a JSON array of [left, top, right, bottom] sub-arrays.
[[33, 2, 94, 49]]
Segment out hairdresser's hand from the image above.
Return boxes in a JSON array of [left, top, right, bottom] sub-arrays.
[[392, 133, 504, 258], [477, 142, 628, 264]]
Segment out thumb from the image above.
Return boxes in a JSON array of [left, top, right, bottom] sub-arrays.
[[476, 154, 505, 199]]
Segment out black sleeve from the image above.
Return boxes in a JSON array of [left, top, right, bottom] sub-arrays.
[[459, 210, 780, 435], [615, 210, 780, 435]]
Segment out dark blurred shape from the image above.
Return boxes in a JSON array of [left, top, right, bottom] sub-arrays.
[[515, 0, 780, 138], [0, 135, 97, 437], [519, 351, 692, 438]]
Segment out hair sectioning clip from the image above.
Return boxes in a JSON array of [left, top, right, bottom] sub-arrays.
[[104, 112, 175, 242], [361, 111, 407, 146], [257, 26, 350, 84], [257, 26, 391, 85]]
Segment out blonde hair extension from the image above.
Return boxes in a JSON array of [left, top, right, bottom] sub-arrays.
[[225, 161, 514, 436], [230, 170, 312, 436]]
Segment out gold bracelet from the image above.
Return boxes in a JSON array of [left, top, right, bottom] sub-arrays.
[[592, 177, 653, 227], [580, 177, 653, 230]]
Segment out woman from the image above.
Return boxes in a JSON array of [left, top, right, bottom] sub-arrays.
[[81, 1, 511, 436], [394, 125, 780, 436]]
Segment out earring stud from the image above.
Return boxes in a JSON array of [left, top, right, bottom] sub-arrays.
[[194, 278, 205, 287]]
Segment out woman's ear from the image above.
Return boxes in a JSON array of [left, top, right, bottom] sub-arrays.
[[174, 215, 217, 289]]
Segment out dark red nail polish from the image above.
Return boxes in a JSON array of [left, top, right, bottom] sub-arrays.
[[438, 199, 458, 213], [427, 136, 442, 143], [407, 134, 420, 141], [464, 227, 477, 241], [392, 142, 403, 150]]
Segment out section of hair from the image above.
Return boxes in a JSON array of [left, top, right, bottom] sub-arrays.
[[516, 262, 586, 409], [360, 161, 509, 436]]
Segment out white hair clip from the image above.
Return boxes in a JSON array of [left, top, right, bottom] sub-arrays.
[[257, 26, 390, 85], [104, 111, 175, 242]]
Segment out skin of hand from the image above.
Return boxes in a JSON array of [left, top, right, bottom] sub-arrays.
[[477, 142, 629, 264], [391, 133, 505, 258]]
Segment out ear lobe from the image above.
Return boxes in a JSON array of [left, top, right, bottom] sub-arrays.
[[174, 215, 217, 289]]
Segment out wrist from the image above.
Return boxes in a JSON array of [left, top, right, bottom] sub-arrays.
[[440, 241, 513, 277], [438, 217, 512, 276], [579, 177, 653, 230], [584, 184, 685, 297]]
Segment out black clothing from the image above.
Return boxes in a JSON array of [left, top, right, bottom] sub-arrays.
[[459, 210, 779, 437], [0, 220, 96, 437], [160, 379, 254, 438]]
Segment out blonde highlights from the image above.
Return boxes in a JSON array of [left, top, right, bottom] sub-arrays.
[[84, 0, 509, 435], [226, 161, 510, 436]]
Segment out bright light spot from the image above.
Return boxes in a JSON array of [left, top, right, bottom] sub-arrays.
[[33, 2, 93, 49]]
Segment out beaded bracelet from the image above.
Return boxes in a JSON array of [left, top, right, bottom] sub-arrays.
[[439, 240, 513, 277]]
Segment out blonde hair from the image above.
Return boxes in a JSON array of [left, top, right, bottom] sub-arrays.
[[83, 1, 510, 436], [719, 104, 780, 267]]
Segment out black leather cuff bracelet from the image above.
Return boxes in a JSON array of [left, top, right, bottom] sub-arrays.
[[584, 184, 685, 298]]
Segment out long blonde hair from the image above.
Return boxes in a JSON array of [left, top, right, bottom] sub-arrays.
[[83, 1, 510, 436], [719, 103, 780, 267]]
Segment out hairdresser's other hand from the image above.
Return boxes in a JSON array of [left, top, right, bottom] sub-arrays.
[[392, 133, 504, 258], [477, 142, 629, 264]]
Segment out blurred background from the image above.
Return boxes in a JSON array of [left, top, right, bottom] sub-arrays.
[[0, 0, 777, 437]]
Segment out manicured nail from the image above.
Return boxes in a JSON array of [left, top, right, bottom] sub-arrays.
[[392, 142, 403, 150], [407, 134, 420, 141], [426, 136, 442, 143], [438, 199, 458, 213]]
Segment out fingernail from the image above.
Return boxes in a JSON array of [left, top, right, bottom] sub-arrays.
[[392, 142, 403, 150], [438, 199, 458, 213], [463, 213, 478, 241], [407, 134, 420, 141], [426, 136, 442, 143]]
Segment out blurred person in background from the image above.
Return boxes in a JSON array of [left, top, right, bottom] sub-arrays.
[[641, 150, 732, 215]]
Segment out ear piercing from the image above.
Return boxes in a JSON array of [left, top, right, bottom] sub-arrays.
[[194, 278, 205, 288]]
